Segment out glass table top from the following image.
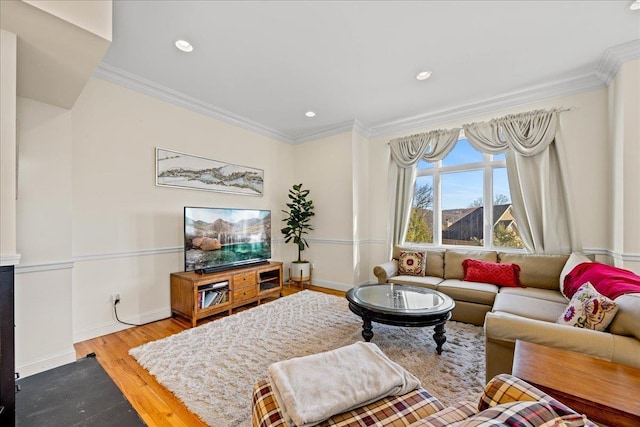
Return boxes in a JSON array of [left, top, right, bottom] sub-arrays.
[[347, 284, 455, 315]]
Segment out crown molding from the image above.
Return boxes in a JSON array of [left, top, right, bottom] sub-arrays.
[[293, 119, 373, 144], [369, 72, 605, 138], [93, 63, 296, 144], [596, 39, 640, 86]]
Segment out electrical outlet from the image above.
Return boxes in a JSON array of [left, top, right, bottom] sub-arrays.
[[111, 293, 121, 305]]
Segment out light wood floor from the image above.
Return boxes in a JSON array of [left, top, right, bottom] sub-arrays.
[[74, 285, 345, 427]]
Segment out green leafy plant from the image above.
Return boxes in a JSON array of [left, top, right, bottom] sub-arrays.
[[281, 183, 315, 262]]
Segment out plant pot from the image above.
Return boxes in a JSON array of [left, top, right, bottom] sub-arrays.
[[290, 261, 311, 281]]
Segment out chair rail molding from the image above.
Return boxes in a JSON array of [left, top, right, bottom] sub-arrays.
[[0, 254, 21, 267]]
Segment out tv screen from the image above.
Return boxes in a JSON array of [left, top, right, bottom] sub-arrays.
[[184, 207, 271, 273]]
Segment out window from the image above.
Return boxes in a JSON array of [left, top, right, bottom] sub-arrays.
[[405, 138, 524, 249]]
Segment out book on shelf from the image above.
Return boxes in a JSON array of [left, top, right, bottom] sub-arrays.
[[200, 289, 228, 308], [198, 281, 229, 293], [203, 290, 217, 308]]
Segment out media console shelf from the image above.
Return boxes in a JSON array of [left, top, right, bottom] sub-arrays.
[[170, 261, 283, 327]]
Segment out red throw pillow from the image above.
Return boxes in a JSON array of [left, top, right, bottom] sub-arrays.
[[462, 259, 522, 287]]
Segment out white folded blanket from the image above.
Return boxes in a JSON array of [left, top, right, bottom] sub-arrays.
[[267, 342, 421, 427]]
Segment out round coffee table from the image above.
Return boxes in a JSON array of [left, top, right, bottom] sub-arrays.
[[346, 283, 455, 354]]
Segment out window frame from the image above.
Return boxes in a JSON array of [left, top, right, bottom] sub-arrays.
[[412, 136, 521, 250]]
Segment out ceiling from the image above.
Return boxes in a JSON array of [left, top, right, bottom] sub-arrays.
[[98, 1, 640, 143]]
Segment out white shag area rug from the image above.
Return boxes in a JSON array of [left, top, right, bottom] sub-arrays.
[[130, 290, 485, 427]]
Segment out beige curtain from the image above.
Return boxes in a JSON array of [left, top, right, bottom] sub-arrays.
[[388, 129, 460, 248], [463, 109, 578, 253]]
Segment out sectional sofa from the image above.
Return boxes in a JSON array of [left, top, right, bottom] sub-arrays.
[[373, 245, 640, 381]]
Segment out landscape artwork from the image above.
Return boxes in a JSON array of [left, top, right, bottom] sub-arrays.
[[156, 148, 264, 196], [184, 208, 271, 272]]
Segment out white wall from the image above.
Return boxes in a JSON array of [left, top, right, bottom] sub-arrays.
[[15, 78, 295, 374], [608, 59, 640, 271], [15, 97, 75, 376], [23, 0, 113, 41], [291, 131, 354, 289], [1, 29, 18, 262], [352, 131, 371, 284]]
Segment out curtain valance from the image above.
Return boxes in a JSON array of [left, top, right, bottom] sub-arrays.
[[389, 108, 566, 160], [463, 109, 561, 157], [390, 128, 462, 166]]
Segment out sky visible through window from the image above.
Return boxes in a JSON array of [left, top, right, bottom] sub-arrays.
[[421, 139, 510, 210]]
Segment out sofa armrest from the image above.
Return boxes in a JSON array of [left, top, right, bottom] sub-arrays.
[[373, 260, 398, 284], [484, 311, 617, 381], [485, 312, 615, 359]]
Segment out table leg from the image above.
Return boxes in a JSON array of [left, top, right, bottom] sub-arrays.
[[361, 316, 374, 342], [433, 322, 446, 355]]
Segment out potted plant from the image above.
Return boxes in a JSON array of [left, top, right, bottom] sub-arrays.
[[281, 183, 315, 281]]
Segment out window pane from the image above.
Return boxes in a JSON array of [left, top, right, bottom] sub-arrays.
[[493, 152, 506, 161], [441, 170, 483, 246], [405, 176, 433, 244], [441, 139, 483, 167], [492, 168, 524, 249]]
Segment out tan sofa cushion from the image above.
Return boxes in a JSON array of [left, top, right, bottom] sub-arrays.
[[437, 279, 498, 306], [444, 250, 497, 279], [492, 293, 567, 322], [497, 287, 568, 304], [388, 275, 443, 290], [394, 246, 445, 278], [608, 293, 640, 340], [497, 253, 569, 290]]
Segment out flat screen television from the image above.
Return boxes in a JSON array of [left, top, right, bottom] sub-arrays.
[[184, 206, 271, 273]]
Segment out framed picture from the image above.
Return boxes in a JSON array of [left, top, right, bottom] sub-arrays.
[[155, 148, 264, 196]]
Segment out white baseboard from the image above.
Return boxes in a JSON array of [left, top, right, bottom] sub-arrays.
[[16, 347, 77, 378], [73, 307, 172, 343]]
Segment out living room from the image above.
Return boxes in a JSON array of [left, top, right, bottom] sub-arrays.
[[1, 1, 639, 426]]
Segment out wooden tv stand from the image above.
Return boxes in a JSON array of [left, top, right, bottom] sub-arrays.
[[170, 261, 283, 327]]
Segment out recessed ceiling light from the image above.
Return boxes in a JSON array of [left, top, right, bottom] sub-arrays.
[[175, 39, 194, 53], [416, 71, 432, 81], [305, 111, 316, 117], [629, 0, 640, 10]]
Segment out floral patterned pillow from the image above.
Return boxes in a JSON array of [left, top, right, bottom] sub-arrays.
[[398, 251, 426, 277], [557, 282, 619, 331]]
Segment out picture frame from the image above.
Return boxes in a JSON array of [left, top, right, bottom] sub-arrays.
[[155, 147, 264, 196]]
